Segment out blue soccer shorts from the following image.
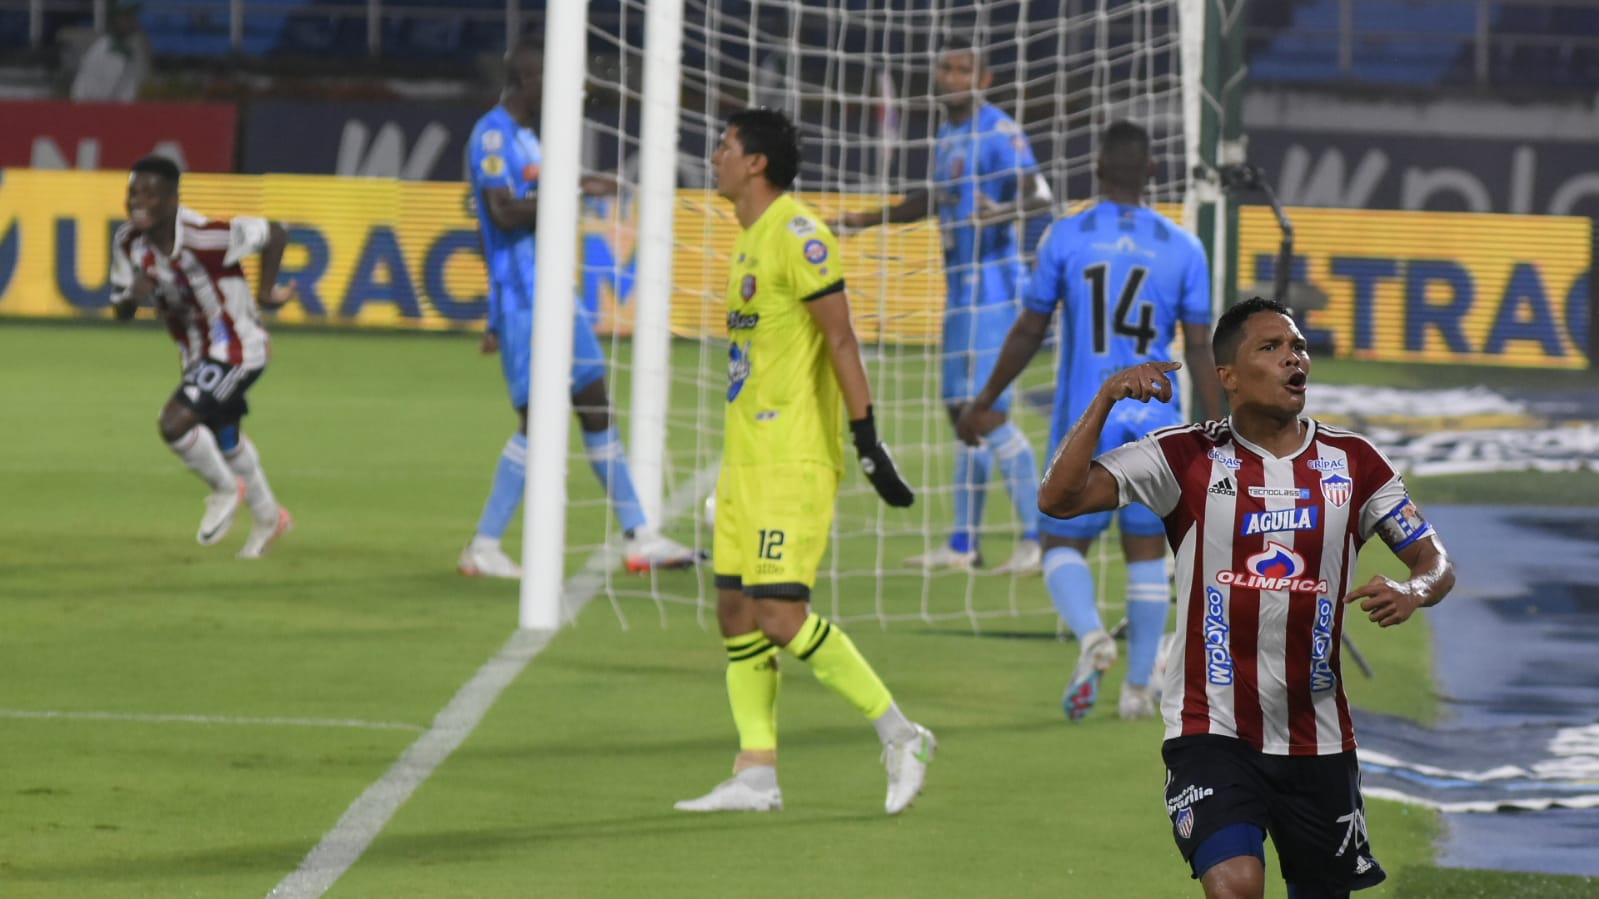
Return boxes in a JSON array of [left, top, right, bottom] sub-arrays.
[[1039, 400, 1181, 540], [941, 267, 1022, 413], [497, 301, 608, 411]]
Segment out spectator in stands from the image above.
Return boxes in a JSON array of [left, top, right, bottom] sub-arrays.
[[70, 2, 150, 103]]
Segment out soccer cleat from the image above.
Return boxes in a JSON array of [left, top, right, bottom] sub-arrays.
[[882, 723, 937, 815], [991, 539, 1043, 576], [1118, 682, 1158, 720], [197, 478, 245, 546], [237, 507, 293, 560], [674, 767, 783, 812], [904, 545, 980, 571], [458, 540, 522, 578], [623, 532, 698, 573], [1063, 629, 1119, 722]]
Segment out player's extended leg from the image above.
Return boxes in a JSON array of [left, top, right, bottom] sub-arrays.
[[459, 407, 527, 579], [761, 599, 935, 815], [158, 395, 243, 546], [218, 424, 293, 560], [971, 299, 1041, 574], [461, 306, 531, 579], [1119, 526, 1171, 720], [569, 322, 694, 573], [674, 583, 786, 813], [1041, 526, 1119, 721]]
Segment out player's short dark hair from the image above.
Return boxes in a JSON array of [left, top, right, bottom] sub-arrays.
[[505, 34, 542, 90], [130, 155, 180, 188], [940, 34, 989, 73], [726, 107, 801, 190], [1213, 296, 1293, 364], [1098, 120, 1151, 190]]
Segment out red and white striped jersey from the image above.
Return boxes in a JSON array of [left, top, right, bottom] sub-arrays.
[[110, 206, 272, 370], [1099, 418, 1435, 756]]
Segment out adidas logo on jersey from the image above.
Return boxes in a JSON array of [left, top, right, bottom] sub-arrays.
[[1208, 477, 1235, 497]]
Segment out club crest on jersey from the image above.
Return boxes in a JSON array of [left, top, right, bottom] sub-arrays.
[[1240, 506, 1319, 536], [803, 239, 828, 264], [740, 274, 757, 302], [1218, 541, 1329, 593], [1175, 807, 1194, 840], [1321, 473, 1352, 508], [481, 130, 503, 151], [787, 216, 817, 237]]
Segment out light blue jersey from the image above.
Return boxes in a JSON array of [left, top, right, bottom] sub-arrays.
[[933, 102, 1038, 309], [469, 106, 541, 329], [1027, 201, 1210, 539], [467, 105, 604, 407]]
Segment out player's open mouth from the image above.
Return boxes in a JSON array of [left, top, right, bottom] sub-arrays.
[[1285, 372, 1307, 394]]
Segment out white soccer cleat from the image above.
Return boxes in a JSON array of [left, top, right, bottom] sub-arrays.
[[197, 478, 245, 546], [991, 539, 1043, 576], [1118, 682, 1158, 720], [237, 507, 293, 560], [458, 539, 522, 578], [905, 545, 980, 571], [1063, 629, 1119, 722], [674, 767, 783, 812], [623, 532, 697, 573], [882, 723, 936, 815]]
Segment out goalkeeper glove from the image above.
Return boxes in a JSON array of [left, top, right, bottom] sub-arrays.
[[850, 406, 914, 508]]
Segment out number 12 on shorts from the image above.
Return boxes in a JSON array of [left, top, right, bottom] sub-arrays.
[[757, 529, 785, 560]]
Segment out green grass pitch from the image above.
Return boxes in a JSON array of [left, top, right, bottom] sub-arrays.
[[2, 321, 1594, 897]]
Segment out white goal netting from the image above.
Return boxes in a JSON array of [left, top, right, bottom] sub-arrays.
[[570, 0, 1203, 631]]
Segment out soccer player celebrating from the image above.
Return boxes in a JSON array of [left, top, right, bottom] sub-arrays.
[[958, 121, 1224, 721], [1041, 297, 1454, 897], [109, 155, 294, 558], [675, 108, 934, 815], [459, 37, 694, 578], [834, 35, 1053, 575]]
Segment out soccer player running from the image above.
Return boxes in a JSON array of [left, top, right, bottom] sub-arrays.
[[834, 36, 1053, 575], [958, 121, 1224, 721], [1041, 297, 1455, 897], [675, 108, 934, 815], [109, 155, 294, 558], [459, 37, 694, 578]]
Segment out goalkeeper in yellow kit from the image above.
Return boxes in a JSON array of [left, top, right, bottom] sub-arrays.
[[675, 107, 936, 815]]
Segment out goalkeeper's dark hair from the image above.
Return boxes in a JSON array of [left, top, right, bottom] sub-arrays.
[[130, 155, 181, 189], [727, 107, 801, 190], [505, 33, 541, 90], [1213, 296, 1293, 364], [940, 33, 990, 73], [1098, 120, 1152, 192]]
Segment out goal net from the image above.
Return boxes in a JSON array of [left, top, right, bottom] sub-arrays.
[[568, 0, 1207, 632]]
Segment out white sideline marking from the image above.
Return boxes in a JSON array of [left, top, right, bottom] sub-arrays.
[[0, 709, 423, 732], [267, 466, 717, 899]]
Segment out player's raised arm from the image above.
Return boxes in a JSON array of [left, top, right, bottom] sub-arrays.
[[1040, 360, 1180, 518], [1344, 532, 1454, 627], [806, 289, 915, 507], [830, 188, 934, 233]]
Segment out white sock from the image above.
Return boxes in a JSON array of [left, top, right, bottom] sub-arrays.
[[871, 702, 917, 746], [224, 436, 279, 524], [168, 427, 236, 494]]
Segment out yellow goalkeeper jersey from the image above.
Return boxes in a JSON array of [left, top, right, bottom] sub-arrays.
[[722, 193, 846, 472]]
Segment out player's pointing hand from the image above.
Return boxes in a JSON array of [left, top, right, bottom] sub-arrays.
[[1102, 360, 1183, 405]]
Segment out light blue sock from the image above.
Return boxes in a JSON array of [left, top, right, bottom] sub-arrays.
[[1044, 546, 1104, 639], [476, 433, 527, 540], [950, 443, 992, 554], [1124, 559, 1172, 688], [583, 426, 647, 535], [989, 422, 1040, 542]]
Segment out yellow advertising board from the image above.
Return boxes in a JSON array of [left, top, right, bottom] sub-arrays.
[[0, 169, 1588, 368]]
